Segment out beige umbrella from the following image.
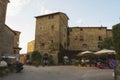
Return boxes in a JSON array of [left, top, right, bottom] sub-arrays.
[[94, 49, 116, 55], [77, 51, 94, 57], [64, 56, 68, 59]]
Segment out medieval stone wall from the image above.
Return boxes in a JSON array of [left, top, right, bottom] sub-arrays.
[[0, 25, 14, 57]]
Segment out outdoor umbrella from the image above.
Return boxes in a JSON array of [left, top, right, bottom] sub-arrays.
[[94, 49, 116, 56], [77, 51, 94, 57], [2, 56, 16, 59]]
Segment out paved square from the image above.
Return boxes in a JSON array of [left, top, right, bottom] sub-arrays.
[[0, 65, 114, 80]]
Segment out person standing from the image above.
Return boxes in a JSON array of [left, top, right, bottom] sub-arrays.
[[43, 53, 48, 66]]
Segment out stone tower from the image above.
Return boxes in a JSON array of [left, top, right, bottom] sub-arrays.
[[35, 12, 69, 64], [0, 0, 9, 24]]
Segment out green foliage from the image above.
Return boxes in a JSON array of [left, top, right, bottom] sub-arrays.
[[0, 67, 11, 77], [101, 37, 114, 49], [73, 60, 79, 66], [112, 23, 120, 59], [4, 68, 11, 73], [48, 55, 55, 65], [31, 51, 42, 66]]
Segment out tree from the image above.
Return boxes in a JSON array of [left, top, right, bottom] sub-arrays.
[[101, 37, 114, 49], [31, 51, 42, 66], [112, 23, 120, 60]]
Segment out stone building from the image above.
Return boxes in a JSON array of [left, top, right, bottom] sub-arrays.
[[0, 0, 9, 24], [13, 31, 21, 55], [0, 0, 21, 59], [68, 27, 112, 51], [27, 12, 112, 64], [19, 54, 27, 64], [35, 12, 69, 63], [0, 24, 15, 58], [27, 40, 35, 53]]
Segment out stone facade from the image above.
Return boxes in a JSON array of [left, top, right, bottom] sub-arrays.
[[0, 0, 21, 59], [27, 40, 35, 53], [0, 0, 9, 24], [34, 12, 69, 63], [27, 12, 112, 64], [19, 54, 27, 64], [68, 27, 112, 51], [0, 24, 15, 58], [13, 31, 21, 55], [106, 29, 112, 38]]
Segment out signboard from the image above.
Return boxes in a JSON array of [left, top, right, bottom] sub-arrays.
[[109, 60, 116, 68]]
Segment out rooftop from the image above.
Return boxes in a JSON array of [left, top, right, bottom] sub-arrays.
[[35, 12, 69, 20]]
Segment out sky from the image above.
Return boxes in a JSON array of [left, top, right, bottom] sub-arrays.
[[6, 0, 120, 53]]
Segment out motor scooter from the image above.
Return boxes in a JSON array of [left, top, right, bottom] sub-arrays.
[[15, 62, 23, 73]]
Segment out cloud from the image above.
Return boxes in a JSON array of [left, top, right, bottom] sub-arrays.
[[75, 19, 89, 26], [40, 7, 57, 15], [76, 19, 85, 26], [7, 0, 31, 16], [7, 0, 54, 16], [76, 19, 83, 24]]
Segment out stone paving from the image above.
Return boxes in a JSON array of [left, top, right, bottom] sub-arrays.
[[0, 65, 114, 80]]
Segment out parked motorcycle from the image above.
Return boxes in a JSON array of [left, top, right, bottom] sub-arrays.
[[15, 62, 23, 73]]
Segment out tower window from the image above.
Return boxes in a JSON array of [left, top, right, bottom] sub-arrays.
[[50, 40, 53, 43], [98, 27, 101, 30], [80, 36, 84, 41], [82, 44, 88, 48], [40, 43, 45, 47], [98, 36, 102, 41], [80, 28, 83, 31], [48, 15, 54, 19], [51, 25, 54, 30], [40, 26, 43, 30], [98, 45, 101, 48]]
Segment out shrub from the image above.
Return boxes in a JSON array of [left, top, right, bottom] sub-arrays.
[[31, 51, 42, 66], [48, 55, 55, 65], [73, 60, 80, 66], [0, 67, 11, 77]]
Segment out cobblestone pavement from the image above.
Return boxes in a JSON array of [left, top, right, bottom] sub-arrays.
[[0, 65, 114, 80]]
